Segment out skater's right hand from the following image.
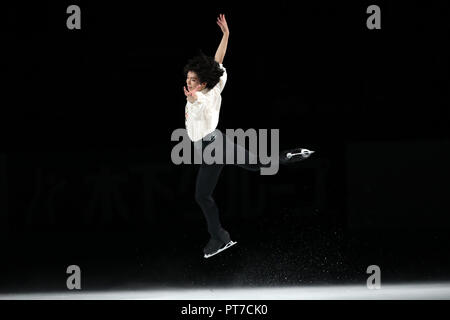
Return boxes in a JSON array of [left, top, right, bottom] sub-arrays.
[[183, 84, 202, 103]]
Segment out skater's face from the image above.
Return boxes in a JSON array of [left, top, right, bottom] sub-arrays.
[[186, 71, 207, 91]]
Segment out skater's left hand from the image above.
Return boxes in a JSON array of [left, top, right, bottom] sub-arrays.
[[184, 84, 202, 103], [216, 14, 229, 35]]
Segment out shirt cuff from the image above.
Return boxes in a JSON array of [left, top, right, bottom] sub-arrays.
[[188, 92, 205, 109]]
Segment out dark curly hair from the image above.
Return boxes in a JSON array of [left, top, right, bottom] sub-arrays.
[[183, 53, 224, 90]]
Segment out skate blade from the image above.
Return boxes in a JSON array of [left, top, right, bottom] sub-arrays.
[[204, 241, 237, 259], [287, 151, 315, 161]]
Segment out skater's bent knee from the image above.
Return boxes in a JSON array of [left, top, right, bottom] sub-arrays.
[[195, 192, 214, 206]]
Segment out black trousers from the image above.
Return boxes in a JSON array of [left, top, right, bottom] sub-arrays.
[[194, 132, 271, 239]]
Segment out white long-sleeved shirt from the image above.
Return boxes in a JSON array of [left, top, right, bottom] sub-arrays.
[[185, 63, 227, 142]]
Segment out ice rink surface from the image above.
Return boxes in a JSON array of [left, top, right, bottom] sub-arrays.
[[2, 283, 450, 300]]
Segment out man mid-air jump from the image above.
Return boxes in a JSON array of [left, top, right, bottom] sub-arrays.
[[183, 14, 315, 258]]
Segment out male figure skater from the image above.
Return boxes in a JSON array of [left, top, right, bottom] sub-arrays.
[[183, 14, 314, 258]]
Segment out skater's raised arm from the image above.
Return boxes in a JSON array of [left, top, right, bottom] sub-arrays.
[[214, 14, 229, 64]]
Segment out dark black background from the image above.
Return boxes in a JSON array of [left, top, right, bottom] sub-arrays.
[[0, 0, 449, 294]]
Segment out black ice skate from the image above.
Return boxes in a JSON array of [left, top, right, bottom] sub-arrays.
[[203, 229, 237, 259], [280, 148, 315, 165]]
